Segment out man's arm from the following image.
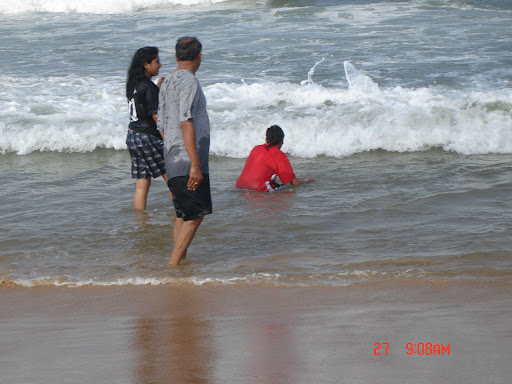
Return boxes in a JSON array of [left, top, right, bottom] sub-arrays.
[[181, 119, 203, 190], [276, 154, 314, 186], [291, 177, 314, 186]]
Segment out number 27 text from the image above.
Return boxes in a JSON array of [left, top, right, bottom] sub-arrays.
[[374, 342, 389, 355]]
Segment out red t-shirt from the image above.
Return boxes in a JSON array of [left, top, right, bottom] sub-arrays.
[[236, 144, 296, 192]]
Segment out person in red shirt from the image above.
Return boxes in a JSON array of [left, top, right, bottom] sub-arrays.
[[236, 125, 313, 192]]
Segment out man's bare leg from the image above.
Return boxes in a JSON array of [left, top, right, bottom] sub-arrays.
[[172, 218, 186, 260], [169, 217, 203, 266]]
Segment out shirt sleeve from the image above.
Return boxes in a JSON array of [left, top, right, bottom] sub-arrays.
[[144, 81, 159, 117], [179, 75, 198, 122], [156, 80, 165, 132], [275, 152, 296, 185]]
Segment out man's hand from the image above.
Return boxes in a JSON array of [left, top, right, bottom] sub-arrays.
[[187, 165, 203, 191], [291, 177, 314, 186], [181, 119, 202, 191]]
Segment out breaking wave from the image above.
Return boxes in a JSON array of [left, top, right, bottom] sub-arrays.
[[1, 62, 511, 156]]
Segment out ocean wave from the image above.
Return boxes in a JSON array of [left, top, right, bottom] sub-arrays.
[[0, 0, 237, 15], [3, 0, 505, 15], [1, 63, 511, 156], [3, 265, 510, 288], [0, 274, 286, 288]]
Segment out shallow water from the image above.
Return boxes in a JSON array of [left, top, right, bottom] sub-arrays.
[[1, 149, 511, 286]]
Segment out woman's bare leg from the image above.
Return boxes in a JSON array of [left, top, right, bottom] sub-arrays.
[[134, 177, 151, 210]]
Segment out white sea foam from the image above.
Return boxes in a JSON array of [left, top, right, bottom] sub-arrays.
[[8, 273, 283, 287], [1, 64, 511, 157], [4, 268, 437, 287], [207, 67, 512, 157], [0, 0, 233, 14], [0, 76, 127, 154]]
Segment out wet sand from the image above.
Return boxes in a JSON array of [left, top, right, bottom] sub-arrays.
[[1, 281, 511, 384]]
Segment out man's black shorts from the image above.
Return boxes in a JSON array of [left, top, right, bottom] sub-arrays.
[[168, 174, 213, 221]]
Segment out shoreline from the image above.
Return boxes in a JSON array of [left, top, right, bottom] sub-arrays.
[[2, 281, 511, 383]]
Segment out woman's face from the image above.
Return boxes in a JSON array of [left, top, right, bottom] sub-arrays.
[[145, 56, 162, 78]]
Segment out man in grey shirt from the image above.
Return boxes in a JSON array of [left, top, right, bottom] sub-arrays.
[[158, 36, 212, 266]]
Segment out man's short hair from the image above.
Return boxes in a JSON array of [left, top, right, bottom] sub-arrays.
[[176, 36, 202, 61], [266, 125, 285, 148]]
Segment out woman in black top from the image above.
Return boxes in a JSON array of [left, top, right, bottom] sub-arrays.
[[126, 47, 170, 210]]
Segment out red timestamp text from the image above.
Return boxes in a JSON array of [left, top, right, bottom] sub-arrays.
[[406, 342, 450, 355], [374, 342, 450, 356], [373, 342, 389, 355]]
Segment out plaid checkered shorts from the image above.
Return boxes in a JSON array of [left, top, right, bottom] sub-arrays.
[[126, 130, 166, 179]]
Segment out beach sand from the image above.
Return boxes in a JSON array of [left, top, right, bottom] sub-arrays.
[[1, 281, 511, 384]]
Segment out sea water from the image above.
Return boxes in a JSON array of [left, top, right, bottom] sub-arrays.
[[0, 0, 511, 287]]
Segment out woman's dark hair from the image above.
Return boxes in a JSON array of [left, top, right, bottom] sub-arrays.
[[126, 46, 159, 101], [175, 36, 202, 61], [265, 125, 285, 149]]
